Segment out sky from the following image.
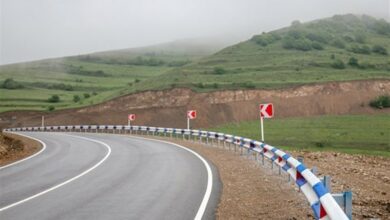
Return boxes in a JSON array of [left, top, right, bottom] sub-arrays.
[[0, 0, 389, 65]]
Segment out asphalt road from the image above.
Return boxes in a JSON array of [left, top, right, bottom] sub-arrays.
[[0, 132, 220, 220]]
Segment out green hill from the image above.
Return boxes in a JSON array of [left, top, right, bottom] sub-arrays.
[[1, 14, 389, 113], [0, 39, 226, 112], [132, 14, 390, 92]]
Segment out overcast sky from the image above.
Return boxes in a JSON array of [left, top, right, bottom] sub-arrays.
[[0, 0, 389, 65]]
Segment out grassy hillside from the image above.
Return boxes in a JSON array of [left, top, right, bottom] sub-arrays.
[[1, 14, 389, 113], [0, 39, 224, 112], [212, 114, 390, 156], [134, 14, 390, 92]]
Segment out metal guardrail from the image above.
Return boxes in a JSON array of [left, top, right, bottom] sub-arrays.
[[3, 125, 351, 220]]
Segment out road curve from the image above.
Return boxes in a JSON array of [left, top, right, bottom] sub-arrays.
[[0, 132, 220, 220]]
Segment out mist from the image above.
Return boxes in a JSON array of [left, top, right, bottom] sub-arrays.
[[0, 0, 389, 65]]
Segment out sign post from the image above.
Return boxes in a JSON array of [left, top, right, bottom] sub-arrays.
[[259, 103, 274, 141], [128, 114, 136, 126], [187, 110, 196, 130]]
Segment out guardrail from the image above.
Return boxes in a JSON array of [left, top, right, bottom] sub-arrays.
[[3, 125, 351, 220]]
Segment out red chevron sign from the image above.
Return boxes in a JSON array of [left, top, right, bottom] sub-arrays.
[[259, 103, 273, 118], [187, 110, 197, 119], [128, 114, 136, 121]]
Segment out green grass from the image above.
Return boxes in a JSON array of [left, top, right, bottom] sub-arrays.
[[211, 114, 390, 156], [133, 14, 390, 92], [1, 14, 390, 113]]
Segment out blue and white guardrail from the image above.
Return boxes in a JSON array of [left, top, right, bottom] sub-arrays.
[[3, 125, 350, 220]]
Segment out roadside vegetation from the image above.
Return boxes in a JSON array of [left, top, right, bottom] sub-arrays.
[[0, 14, 389, 113], [212, 114, 390, 156]]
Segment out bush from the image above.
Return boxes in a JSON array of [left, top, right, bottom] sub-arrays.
[[212, 83, 219, 89], [47, 106, 55, 111], [348, 57, 359, 67], [48, 95, 60, 103], [83, 93, 90, 98], [369, 95, 390, 109], [213, 67, 227, 75], [195, 83, 205, 88], [331, 39, 345, 49], [1, 78, 23, 89], [252, 33, 281, 46], [282, 37, 312, 51], [135, 79, 141, 83], [354, 33, 366, 43], [349, 44, 371, 54], [311, 42, 324, 50], [73, 95, 80, 103], [331, 59, 345, 69], [372, 45, 388, 55]]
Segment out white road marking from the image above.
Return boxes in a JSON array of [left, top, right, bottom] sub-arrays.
[[0, 132, 47, 170], [0, 134, 112, 212], [127, 135, 213, 220]]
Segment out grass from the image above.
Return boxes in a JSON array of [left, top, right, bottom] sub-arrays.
[[211, 114, 390, 157], [1, 14, 390, 112]]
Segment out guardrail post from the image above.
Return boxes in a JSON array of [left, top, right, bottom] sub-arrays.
[[321, 175, 332, 192], [332, 190, 352, 220]]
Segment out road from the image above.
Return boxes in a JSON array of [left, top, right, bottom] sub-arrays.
[[0, 132, 220, 220]]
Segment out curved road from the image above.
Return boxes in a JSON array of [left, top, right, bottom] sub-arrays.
[[0, 132, 220, 220]]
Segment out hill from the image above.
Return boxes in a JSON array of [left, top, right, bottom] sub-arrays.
[[1, 14, 389, 113], [0, 38, 227, 112], [132, 14, 390, 92]]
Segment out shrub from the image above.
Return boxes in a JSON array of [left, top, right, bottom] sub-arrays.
[[92, 91, 98, 96], [48, 95, 60, 103], [348, 57, 359, 67], [311, 42, 324, 50], [135, 79, 141, 83], [252, 33, 281, 46], [372, 45, 388, 55], [195, 83, 205, 88], [213, 67, 227, 75], [331, 39, 345, 49], [47, 106, 55, 111], [369, 95, 390, 109], [73, 95, 81, 103], [331, 59, 345, 69], [354, 33, 366, 43], [1, 78, 23, 89], [83, 93, 90, 98], [306, 32, 328, 44], [212, 83, 219, 89], [349, 44, 371, 54], [282, 37, 312, 51]]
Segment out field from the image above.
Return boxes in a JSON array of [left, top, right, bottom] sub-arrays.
[[0, 58, 172, 112], [1, 14, 390, 113], [212, 114, 390, 156]]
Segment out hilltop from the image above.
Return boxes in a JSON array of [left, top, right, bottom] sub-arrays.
[[0, 14, 389, 113], [133, 14, 390, 92]]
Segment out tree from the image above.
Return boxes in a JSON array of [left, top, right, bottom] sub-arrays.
[[73, 95, 81, 103], [48, 95, 60, 103]]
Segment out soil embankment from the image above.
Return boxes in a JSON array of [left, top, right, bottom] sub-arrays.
[[0, 80, 389, 128], [0, 132, 42, 166]]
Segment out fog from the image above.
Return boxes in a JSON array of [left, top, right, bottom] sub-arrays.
[[0, 0, 389, 65]]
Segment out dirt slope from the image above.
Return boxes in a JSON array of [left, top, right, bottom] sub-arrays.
[[0, 79, 389, 128]]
